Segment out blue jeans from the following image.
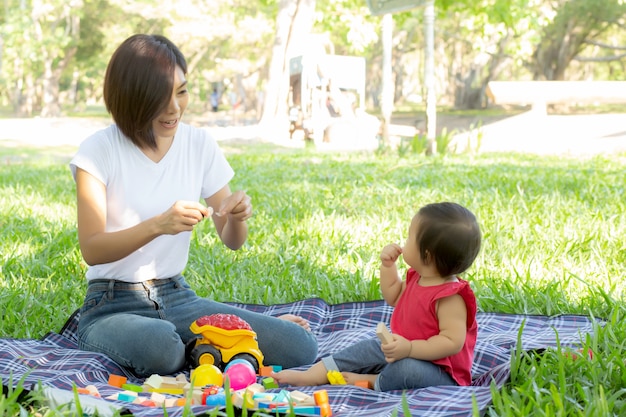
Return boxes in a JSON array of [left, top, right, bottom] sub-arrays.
[[321, 338, 457, 391], [77, 276, 318, 377]]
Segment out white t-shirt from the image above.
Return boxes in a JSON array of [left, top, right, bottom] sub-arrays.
[[69, 123, 234, 282]]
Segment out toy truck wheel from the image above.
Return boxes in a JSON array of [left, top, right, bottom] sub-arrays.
[[190, 345, 222, 369], [230, 353, 260, 373]]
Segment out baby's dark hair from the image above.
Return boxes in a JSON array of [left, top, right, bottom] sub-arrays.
[[416, 202, 481, 277]]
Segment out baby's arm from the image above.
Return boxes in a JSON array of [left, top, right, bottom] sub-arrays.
[[379, 243, 405, 307], [382, 294, 468, 362]]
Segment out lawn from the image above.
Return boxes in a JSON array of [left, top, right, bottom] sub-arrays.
[[1, 139, 625, 416]]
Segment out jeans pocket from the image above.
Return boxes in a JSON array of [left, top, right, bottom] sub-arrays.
[[80, 290, 107, 316]]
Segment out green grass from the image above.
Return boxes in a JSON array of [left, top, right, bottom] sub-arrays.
[[1, 139, 625, 416]]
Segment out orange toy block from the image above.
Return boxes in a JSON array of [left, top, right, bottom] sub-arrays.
[[108, 374, 127, 388], [259, 365, 274, 377], [354, 380, 372, 389]]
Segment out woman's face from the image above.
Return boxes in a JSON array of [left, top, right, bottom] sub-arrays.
[[151, 65, 189, 141]]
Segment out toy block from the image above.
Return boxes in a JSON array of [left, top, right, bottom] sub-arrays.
[[259, 365, 274, 377], [140, 399, 157, 407], [164, 398, 178, 407], [326, 370, 346, 385], [121, 383, 143, 393], [192, 388, 204, 405], [290, 390, 315, 405], [76, 387, 91, 395], [176, 373, 188, 383], [245, 383, 265, 394], [376, 322, 393, 345], [85, 385, 100, 397], [107, 374, 127, 388], [354, 380, 372, 389], [271, 365, 282, 372], [160, 376, 184, 389], [314, 389, 332, 417], [175, 398, 188, 407], [262, 377, 279, 389], [117, 391, 138, 402], [275, 406, 321, 415], [149, 391, 166, 406], [132, 396, 148, 404], [143, 374, 163, 389], [148, 387, 184, 395]]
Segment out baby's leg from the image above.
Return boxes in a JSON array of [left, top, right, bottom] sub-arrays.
[[273, 361, 329, 386]]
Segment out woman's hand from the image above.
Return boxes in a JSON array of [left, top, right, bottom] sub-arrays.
[[158, 200, 210, 235], [214, 190, 252, 222]]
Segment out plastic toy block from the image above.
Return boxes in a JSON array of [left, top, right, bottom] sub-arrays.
[[175, 398, 188, 406], [326, 370, 346, 385], [259, 365, 274, 377], [274, 406, 321, 415], [140, 400, 157, 407], [76, 387, 91, 395], [121, 383, 143, 393], [245, 383, 265, 394], [376, 322, 393, 345], [262, 377, 279, 389], [148, 387, 184, 395], [271, 365, 282, 372], [117, 391, 138, 402], [143, 374, 163, 389], [354, 380, 372, 389], [107, 374, 127, 388], [314, 389, 332, 417]]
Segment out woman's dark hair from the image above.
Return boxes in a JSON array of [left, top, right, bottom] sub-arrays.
[[103, 34, 188, 149], [416, 202, 482, 277]]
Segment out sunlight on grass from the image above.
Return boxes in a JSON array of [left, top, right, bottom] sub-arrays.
[[1, 140, 625, 415]]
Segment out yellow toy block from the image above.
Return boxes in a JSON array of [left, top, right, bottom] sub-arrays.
[[327, 370, 346, 385]]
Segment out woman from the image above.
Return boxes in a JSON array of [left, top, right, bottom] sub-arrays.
[[69, 34, 317, 377]]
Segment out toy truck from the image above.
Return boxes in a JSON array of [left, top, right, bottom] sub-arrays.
[[187, 313, 264, 373]]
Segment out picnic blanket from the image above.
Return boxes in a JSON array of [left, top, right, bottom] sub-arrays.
[[0, 298, 598, 417]]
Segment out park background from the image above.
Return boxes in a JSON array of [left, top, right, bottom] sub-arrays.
[[1, 0, 626, 416]]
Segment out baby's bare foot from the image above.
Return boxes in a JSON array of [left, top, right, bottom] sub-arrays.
[[272, 369, 310, 386], [278, 314, 311, 331], [342, 372, 377, 389]]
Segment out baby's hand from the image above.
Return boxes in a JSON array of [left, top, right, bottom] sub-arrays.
[[380, 243, 402, 267], [380, 334, 412, 362]]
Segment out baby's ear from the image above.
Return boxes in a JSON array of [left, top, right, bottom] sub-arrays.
[[423, 250, 432, 264]]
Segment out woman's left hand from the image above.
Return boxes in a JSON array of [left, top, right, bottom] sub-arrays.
[[215, 190, 253, 222]]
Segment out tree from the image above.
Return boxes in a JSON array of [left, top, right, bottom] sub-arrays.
[[259, 0, 317, 134], [531, 0, 626, 80]]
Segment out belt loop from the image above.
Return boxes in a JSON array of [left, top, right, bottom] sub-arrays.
[[107, 279, 115, 299], [173, 274, 183, 288]]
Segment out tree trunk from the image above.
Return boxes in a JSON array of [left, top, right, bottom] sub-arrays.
[[259, 0, 316, 137]]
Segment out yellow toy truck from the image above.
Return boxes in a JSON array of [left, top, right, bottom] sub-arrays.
[[186, 313, 264, 373]]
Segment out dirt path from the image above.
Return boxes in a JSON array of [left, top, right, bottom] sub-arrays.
[[1, 112, 625, 156]]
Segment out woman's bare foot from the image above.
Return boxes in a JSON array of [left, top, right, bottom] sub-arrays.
[[342, 372, 377, 389], [278, 314, 311, 331], [273, 362, 329, 386]]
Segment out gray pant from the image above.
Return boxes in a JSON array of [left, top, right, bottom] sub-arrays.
[[322, 337, 457, 391]]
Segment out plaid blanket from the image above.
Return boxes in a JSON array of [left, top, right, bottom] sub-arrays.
[[0, 298, 597, 417]]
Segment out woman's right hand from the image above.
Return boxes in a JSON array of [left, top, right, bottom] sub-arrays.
[[158, 200, 210, 235]]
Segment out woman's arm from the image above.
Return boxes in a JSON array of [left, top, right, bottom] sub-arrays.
[[76, 168, 208, 265]]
